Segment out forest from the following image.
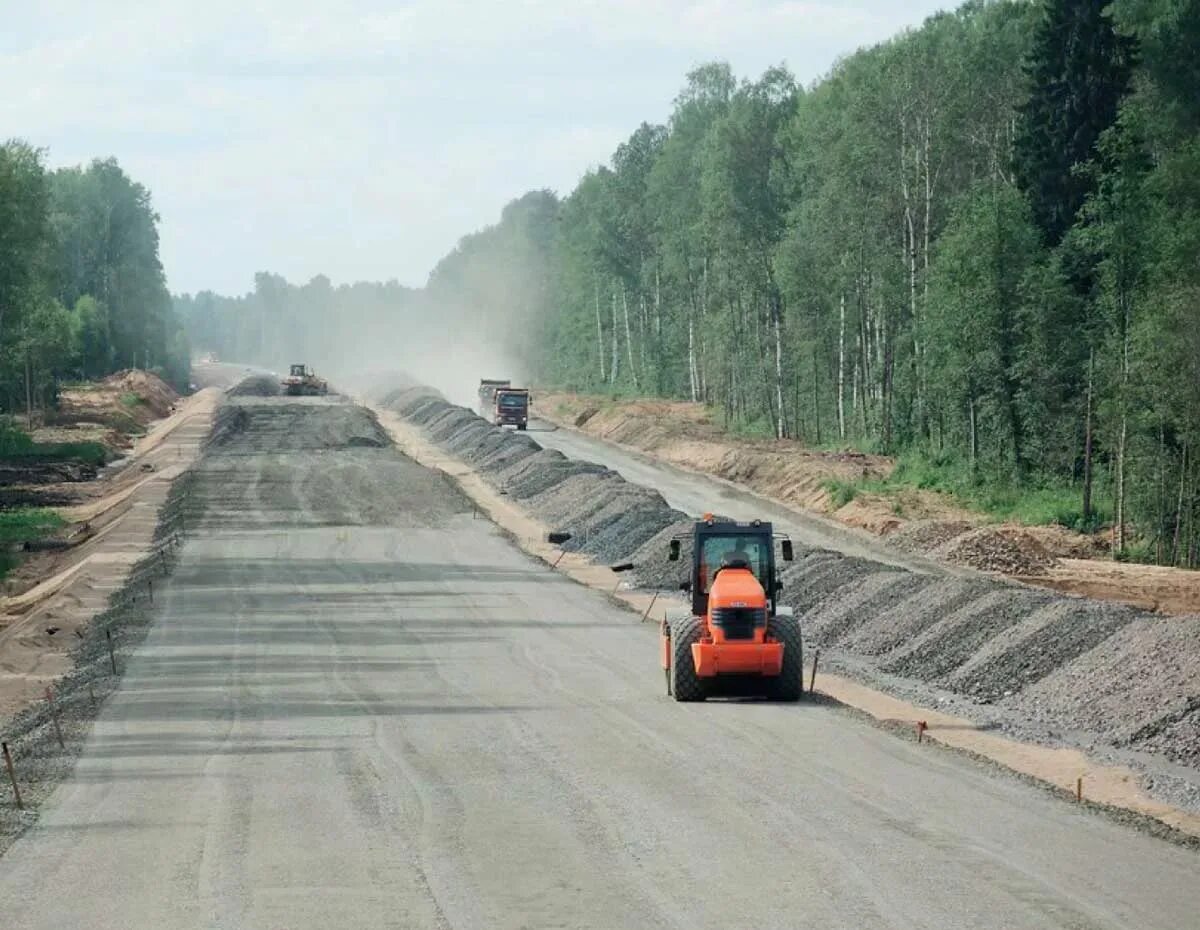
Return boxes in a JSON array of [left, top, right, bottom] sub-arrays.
[[0, 145, 188, 418], [179, 0, 1200, 566]]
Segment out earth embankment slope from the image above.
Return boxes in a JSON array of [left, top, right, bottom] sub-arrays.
[[538, 392, 1200, 614], [377, 384, 1200, 818], [3, 391, 1199, 930]]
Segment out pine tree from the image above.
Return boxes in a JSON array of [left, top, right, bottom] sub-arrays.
[[1014, 0, 1136, 246]]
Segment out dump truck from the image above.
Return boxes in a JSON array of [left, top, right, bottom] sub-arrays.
[[661, 516, 801, 701], [281, 364, 328, 396], [478, 379, 511, 417], [493, 387, 530, 430]]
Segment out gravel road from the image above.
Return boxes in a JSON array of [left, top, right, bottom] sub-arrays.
[[529, 418, 965, 576], [1, 396, 1198, 929]]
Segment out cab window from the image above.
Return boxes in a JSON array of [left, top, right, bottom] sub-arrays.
[[697, 535, 769, 593]]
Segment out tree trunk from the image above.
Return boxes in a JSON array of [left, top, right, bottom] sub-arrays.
[[882, 328, 894, 451], [594, 277, 606, 383], [1114, 307, 1131, 556], [1082, 347, 1095, 525], [905, 195, 920, 438], [1174, 442, 1188, 566], [24, 351, 34, 431], [653, 269, 663, 391], [638, 293, 649, 383], [812, 344, 821, 446], [687, 299, 699, 402], [1157, 420, 1166, 564], [1115, 414, 1127, 555], [699, 256, 709, 400], [837, 293, 846, 442], [622, 284, 638, 391], [771, 296, 785, 440], [968, 393, 978, 478], [610, 289, 620, 385]]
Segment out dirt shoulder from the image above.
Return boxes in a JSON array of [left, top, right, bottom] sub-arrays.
[[0, 388, 219, 720], [538, 391, 1200, 616], [372, 398, 1200, 842]]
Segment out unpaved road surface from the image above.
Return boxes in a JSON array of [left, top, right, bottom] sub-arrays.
[[1, 397, 1198, 929], [529, 419, 963, 577]]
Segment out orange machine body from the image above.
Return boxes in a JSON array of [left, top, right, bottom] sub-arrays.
[[660, 518, 800, 700], [659, 566, 784, 678], [692, 567, 782, 676]]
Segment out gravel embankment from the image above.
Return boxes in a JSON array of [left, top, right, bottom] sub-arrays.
[[378, 385, 1200, 812], [226, 373, 281, 396]]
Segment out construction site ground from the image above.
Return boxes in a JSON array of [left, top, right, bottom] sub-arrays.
[[537, 392, 1200, 616], [0, 388, 219, 720], [375, 382, 1200, 820], [2, 385, 1198, 929]]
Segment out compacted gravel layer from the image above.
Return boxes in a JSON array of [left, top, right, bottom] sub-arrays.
[[379, 386, 1200, 804], [226, 373, 281, 396]]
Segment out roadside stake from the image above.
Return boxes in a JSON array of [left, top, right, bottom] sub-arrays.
[[45, 687, 64, 749], [808, 648, 820, 694], [640, 591, 659, 623], [917, 720, 928, 744], [1077, 776, 1083, 803], [2, 742, 21, 810]]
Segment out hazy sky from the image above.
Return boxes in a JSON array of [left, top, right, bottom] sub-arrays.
[[5, 1, 949, 295]]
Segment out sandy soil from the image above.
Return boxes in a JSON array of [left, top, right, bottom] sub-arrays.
[[1020, 559, 1200, 615], [540, 391, 1200, 616], [0, 389, 219, 719]]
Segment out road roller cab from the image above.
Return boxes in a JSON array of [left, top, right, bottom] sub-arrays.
[[661, 516, 802, 701]]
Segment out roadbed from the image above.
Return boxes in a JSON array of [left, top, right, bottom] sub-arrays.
[[372, 401, 1200, 842]]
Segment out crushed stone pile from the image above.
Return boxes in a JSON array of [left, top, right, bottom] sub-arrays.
[[888, 520, 975, 555], [1006, 615, 1200, 753], [377, 383, 1200, 786], [631, 520, 697, 590], [212, 400, 390, 452], [935, 527, 1057, 575]]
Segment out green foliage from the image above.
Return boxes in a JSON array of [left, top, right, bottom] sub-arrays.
[[824, 479, 859, 509], [842, 448, 1109, 531], [0, 419, 107, 465], [0, 420, 35, 455], [0, 509, 64, 545], [178, 0, 1200, 567], [924, 182, 1044, 479], [0, 508, 65, 580], [1015, 0, 1136, 245], [0, 146, 189, 420]]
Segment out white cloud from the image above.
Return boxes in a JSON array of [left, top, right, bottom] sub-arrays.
[[3, 0, 948, 293]]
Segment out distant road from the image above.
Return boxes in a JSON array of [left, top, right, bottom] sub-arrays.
[[1, 396, 1196, 929], [529, 417, 966, 575], [190, 360, 275, 390]]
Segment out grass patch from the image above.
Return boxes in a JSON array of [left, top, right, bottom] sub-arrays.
[[824, 478, 859, 509], [0, 421, 109, 467], [842, 449, 1109, 532], [722, 413, 780, 440], [1, 441, 110, 467], [120, 392, 145, 410], [0, 508, 65, 545], [0, 508, 66, 580]]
